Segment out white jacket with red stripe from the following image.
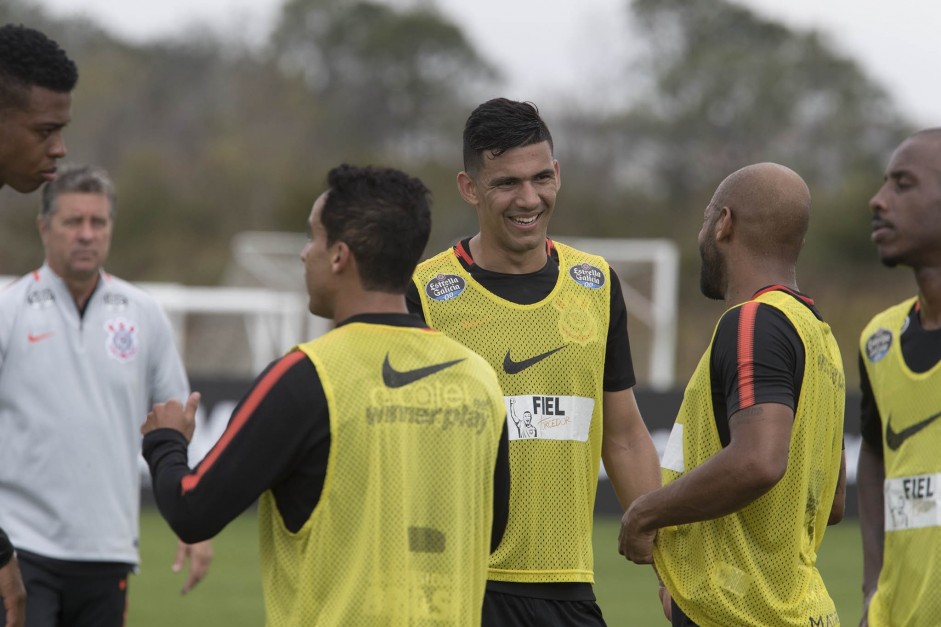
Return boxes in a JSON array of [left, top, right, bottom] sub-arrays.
[[0, 263, 188, 565]]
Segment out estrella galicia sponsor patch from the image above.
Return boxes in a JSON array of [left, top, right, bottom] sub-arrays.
[[105, 317, 139, 362], [865, 327, 892, 362], [425, 274, 465, 301], [568, 263, 605, 289]]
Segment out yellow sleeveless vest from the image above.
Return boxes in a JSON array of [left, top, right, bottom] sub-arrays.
[[861, 297, 941, 627], [259, 322, 505, 626], [654, 291, 844, 626], [413, 242, 610, 583]]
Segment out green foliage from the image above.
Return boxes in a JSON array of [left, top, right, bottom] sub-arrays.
[[270, 0, 496, 156], [0, 0, 922, 383], [622, 0, 909, 202]]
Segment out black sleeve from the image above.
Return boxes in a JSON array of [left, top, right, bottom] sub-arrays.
[[143, 351, 328, 543], [711, 302, 802, 431], [406, 280, 425, 320], [604, 267, 637, 391], [858, 351, 884, 457], [0, 526, 13, 568], [490, 419, 510, 553]]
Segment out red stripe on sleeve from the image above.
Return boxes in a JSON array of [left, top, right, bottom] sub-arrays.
[[737, 302, 759, 408], [180, 350, 308, 495]]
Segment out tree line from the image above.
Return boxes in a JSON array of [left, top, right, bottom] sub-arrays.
[[0, 0, 916, 383]]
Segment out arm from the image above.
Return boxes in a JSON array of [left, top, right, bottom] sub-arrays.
[[0, 529, 25, 627], [858, 440, 885, 620], [620, 402, 793, 563], [857, 352, 884, 625], [602, 387, 661, 512], [600, 274, 659, 510], [828, 449, 847, 525], [143, 351, 327, 543]]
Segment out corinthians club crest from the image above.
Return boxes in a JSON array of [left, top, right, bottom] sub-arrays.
[[105, 317, 139, 362]]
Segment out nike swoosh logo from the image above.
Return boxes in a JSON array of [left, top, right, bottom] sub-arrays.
[[27, 332, 54, 343], [886, 411, 941, 451], [382, 354, 465, 388], [503, 345, 568, 375]]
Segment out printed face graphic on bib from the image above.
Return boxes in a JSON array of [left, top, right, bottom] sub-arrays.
[[884, 473, 940, 531], [504, 395, 594, 441]]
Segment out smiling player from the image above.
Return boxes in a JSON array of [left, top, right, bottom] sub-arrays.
[[407, 98, 660, 626]]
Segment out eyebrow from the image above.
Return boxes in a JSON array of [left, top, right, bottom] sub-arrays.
[[488, 168, 555, 187], [488, 175, 520, 187], [886, 168, 915, 181]]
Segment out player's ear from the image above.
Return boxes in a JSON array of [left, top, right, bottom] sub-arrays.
[[714, 206, 733, 241], [331, 241, 351, 274], [457, 171, 479, 206]]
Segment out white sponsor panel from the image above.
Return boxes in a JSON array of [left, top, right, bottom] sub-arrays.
[[503, 395, 594, 442], [884, 473, 941, 531], [661, 422, 685, 473]]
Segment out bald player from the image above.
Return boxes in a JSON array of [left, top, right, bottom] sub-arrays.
[[620, 163, 847, 626]]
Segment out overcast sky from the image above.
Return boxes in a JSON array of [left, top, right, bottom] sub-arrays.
[[28, 0, 940, 127]]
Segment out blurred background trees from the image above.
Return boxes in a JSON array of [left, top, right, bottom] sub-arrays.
[[0, 0, 918, 384]]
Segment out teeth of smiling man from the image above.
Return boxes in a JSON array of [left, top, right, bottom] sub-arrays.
[[511, 214, 538, 225]]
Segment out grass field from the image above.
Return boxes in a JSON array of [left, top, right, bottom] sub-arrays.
[[129, 509, 864, 625]]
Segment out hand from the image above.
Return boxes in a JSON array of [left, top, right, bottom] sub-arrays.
[[619, 497, 657, 564], [173, 539, 212, 595], [0, 556, 26, 627], [658, 583, 673, 622], [142, 392, 201, 442], [860, 588, 875, 627]]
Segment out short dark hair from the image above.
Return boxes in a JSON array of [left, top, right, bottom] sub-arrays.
[[41, 164, 116, 219], [0, 24, 78, 111], [321, 164, 431, 293], [462, 98, 554, 176]]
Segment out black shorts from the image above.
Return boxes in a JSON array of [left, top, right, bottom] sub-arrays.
[[482, 588, 606, 627], [671, 598, 699, 627], [0, 550, 132, 627]]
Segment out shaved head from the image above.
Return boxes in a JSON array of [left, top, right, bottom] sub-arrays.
[[699, 162, 812, 301], [710, 162, 810, 264]]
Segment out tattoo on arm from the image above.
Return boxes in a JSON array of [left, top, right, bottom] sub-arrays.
[[733, 405, 765, 422]]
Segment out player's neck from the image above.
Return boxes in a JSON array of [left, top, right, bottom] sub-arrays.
[[50, 267, 101, 312], [725, 273, 798, 309], [332, 290, 408, 324], [468, 234, 547, 274], [914, 265, 941, 330]]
